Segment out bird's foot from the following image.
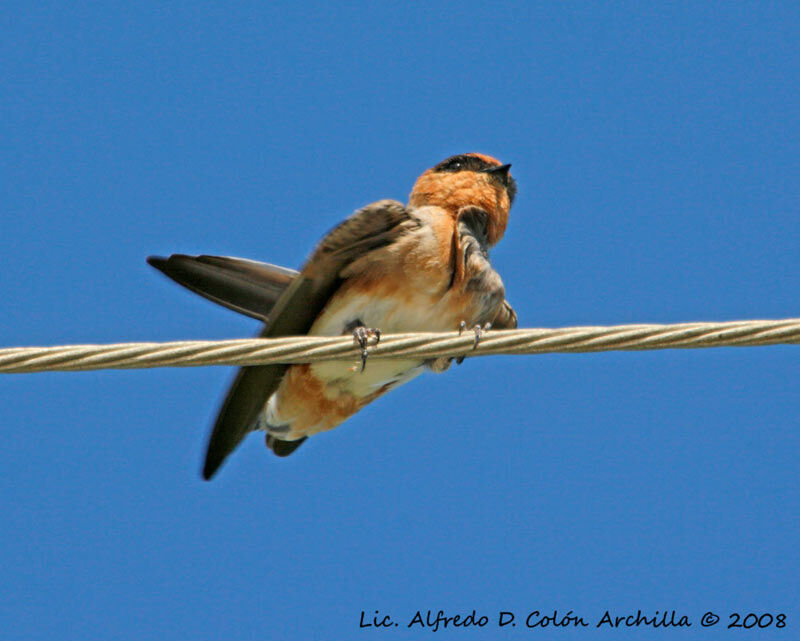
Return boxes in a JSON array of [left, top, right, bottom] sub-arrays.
[[456, 320, 492, 364], [346, 320, 381, 372]]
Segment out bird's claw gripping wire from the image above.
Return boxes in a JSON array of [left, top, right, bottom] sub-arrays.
[[350, 324, 381, 372], [456, 320, 492, 364]]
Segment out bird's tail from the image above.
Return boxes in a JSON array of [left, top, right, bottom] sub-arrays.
[[147, 254, 297, 321]]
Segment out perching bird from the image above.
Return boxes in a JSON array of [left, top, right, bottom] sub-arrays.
[[148, 153, 518, 479]]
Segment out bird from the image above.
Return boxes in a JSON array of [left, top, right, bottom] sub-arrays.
[[148, 153, 518, 479]]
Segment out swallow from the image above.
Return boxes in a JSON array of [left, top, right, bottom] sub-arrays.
[[149, 153, 518, 479]]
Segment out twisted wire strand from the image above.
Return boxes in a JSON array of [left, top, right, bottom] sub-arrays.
[[0, 318, 797, 374]]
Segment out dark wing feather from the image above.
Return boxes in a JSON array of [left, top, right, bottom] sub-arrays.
[[202, 199, 417, 478], [147, 254, 298, 321], [491, 300, 518, 329], [454, 207, 518, 330]]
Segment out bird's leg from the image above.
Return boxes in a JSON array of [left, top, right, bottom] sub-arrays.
[[427, 320, 492, 371], [345, 319, 381, 372], [456, 320, 492, 364]]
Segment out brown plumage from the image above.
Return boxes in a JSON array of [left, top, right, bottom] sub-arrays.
[[148, 153, 518, 478]]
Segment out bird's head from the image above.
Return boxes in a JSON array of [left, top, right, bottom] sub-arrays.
[[408, 153, 516, 245]]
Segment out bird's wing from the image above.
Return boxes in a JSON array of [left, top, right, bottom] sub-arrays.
[[491, 300, 518, 329], [453, 206, 518, 330], [203, 199, 417, 478], [147, 254, 298, 321]]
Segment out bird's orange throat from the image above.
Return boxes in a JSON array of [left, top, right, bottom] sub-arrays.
[[408, 170, 510, 245]]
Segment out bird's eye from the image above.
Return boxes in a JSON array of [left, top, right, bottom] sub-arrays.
[[433, 155, 475, 173]]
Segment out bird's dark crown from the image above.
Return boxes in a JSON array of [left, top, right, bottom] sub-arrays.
[[433, 153, 517, 204]]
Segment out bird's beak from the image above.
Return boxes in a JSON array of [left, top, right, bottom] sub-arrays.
[[483, 165, 511, 187], [483, 163, 512, 183]]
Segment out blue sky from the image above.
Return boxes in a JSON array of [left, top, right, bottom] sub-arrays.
[[2, 2, 798, 639]]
